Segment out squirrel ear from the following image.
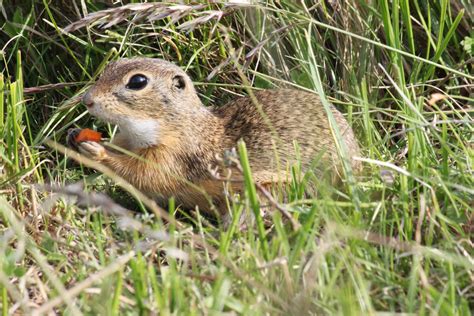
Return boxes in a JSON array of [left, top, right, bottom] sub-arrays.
[[172, 75, 186, 90]]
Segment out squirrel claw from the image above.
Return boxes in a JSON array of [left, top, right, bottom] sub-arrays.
[[78, 141, 108, 161]]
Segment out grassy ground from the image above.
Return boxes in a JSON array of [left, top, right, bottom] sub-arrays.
[[1, 1, 473, 315]]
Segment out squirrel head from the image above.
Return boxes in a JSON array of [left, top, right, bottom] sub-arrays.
[[82, 58, 206, 149]]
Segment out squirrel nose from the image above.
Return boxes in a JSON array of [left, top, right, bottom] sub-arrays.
[[82, 90, 94, 107]]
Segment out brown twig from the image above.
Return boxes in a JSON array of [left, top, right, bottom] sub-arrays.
[[40, 182, 132, 217], [23, 82, 83, 94]]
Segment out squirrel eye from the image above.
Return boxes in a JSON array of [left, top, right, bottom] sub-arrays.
[[126, 74, 148, 90]]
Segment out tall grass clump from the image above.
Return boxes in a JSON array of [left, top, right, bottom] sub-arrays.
[[0, 1, 472, 314]]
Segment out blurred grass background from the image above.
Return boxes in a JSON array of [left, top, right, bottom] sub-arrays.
[[0, 1, 473, 314]]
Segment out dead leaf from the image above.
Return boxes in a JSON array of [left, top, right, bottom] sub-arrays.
[[427, 93, 447, 106]]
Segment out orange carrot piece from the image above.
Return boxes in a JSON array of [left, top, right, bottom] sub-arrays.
[[74, 128, 102, 143]]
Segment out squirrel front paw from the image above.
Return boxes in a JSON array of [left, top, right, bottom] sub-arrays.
[[78, 141, 108, 161]]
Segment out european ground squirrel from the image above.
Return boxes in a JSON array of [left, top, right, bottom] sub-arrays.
[[69, 58, 361, 219]]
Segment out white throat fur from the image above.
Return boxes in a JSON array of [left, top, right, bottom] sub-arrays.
[[119, 118, 160, 149]]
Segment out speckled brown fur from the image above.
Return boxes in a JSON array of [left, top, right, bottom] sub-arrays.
[[75, 58, 361, 217]]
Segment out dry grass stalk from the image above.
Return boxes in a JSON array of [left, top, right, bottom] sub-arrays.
[[63, 3, 246, 33]]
